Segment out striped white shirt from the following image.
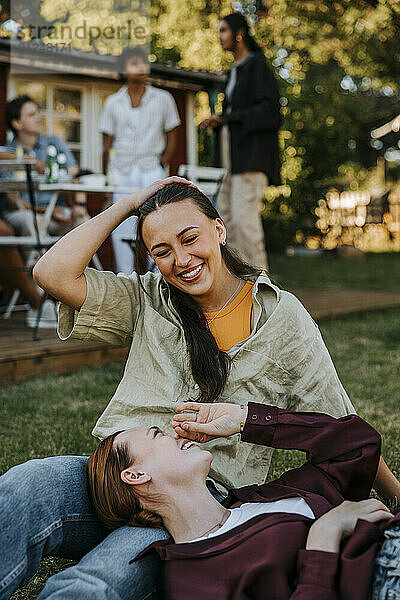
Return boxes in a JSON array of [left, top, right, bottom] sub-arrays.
[[99, 85, 181, 173]]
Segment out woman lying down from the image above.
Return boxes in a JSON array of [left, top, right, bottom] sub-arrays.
[[88, 401, 400, 600]]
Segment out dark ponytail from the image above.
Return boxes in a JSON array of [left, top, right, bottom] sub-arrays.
[[135, 183, 263, 404], [221, 12, 262, 54]]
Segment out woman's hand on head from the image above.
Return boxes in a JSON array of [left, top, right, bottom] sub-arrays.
[[171, 402, 247, 443], [124, 176, 197, 214], [306, 499, 392, 554]]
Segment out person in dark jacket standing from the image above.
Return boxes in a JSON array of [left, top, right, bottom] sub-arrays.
[[201, 13, 282, 269]]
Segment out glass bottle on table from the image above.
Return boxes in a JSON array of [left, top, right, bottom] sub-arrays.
[[57, 152, 68, 179], [46, 144, 59, 183]]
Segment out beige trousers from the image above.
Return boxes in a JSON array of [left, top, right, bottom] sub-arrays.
[[217, 126, 268, 269]]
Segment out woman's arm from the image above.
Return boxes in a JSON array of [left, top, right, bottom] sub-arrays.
[[306, 499, 392, 553], [33, 176, 192, 310], [34, 194, 136, 309], [173, 401, 381, 500], [273, 295, 400, 501], [289, 499, 392, 600], [173, 401, 400, 503], [375, 457, 400, 503]]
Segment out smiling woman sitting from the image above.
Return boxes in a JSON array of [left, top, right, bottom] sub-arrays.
[[134, 182, 262, 401]]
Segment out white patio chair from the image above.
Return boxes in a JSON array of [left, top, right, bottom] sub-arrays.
[[177, 165, 226, 206]]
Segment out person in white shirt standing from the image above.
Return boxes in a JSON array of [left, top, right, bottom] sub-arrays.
[[99, 47, 181, 274]]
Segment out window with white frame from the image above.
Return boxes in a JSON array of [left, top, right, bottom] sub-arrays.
[[8, 77, 120, 172], [10, 79, 83, 167]]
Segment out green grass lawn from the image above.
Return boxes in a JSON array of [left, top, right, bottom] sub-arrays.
[[270, 252, 400, 292], [1, 252, 399, 598], [2, 308, 399, 477]]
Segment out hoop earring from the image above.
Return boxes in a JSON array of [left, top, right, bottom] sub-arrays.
[[220, 240, 227, 246]]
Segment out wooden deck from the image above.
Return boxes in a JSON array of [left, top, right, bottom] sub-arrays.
[[1, 287, 400, 385], [287, 287, 400, 321], [0, 312, 128, 384]]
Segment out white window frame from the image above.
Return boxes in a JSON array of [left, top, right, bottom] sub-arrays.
[[185, 91, 197, 166], [89, 80, 120, 172]]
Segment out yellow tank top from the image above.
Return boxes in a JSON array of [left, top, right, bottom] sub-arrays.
[[204, 281, 254, 352]]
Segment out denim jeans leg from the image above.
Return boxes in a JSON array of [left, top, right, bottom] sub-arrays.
[[371, 524, 400, 600], [0, 455, 105, 600], [38, 481, 223, 599], [1, 456, 222, 600], [38, 525, 170, 600], [0, 455, 171, 600]]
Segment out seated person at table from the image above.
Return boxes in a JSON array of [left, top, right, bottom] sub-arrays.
[[89, 401, 399, 600], [1, 95, 88, 237], [0, 217, 56, 326]]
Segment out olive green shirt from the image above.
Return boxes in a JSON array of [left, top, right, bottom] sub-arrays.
[[58, 268, 355, 494]]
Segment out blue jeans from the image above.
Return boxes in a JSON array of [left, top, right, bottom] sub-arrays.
[[372, 524, 400, 600], [0, 455, 224, 600]]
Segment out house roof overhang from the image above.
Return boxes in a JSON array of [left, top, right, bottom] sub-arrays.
[[0, 38, 226, 91]]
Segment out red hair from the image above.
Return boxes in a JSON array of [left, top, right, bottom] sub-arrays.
[[87, 433, 163, 530]]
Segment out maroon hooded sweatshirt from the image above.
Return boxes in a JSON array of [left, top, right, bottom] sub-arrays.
[[134, 402, 400, 599]]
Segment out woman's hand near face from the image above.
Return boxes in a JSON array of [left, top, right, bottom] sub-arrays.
[[171, 402, 247, 443], [306, 499, 392, 554]]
